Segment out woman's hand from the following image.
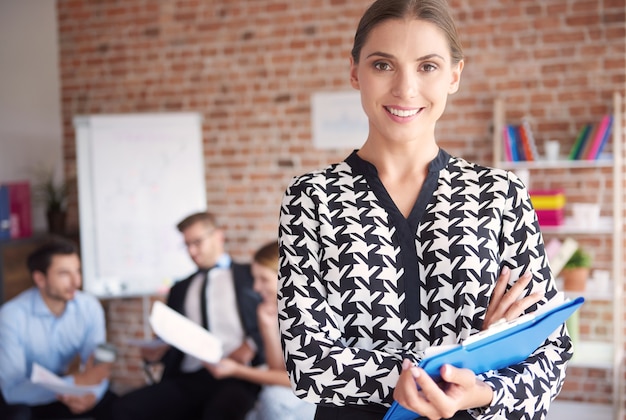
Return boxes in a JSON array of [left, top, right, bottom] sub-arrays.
[[393, 359, 493, 420], [204, 358, 241, 379], [393, 268, 544, 418], [256, 301, 279, 329], [483, 267, 542, 330]]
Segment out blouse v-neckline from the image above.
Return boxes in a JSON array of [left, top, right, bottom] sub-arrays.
[[346, 149, 449, 234]]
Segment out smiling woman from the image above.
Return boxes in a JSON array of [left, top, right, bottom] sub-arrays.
[[277, 0, 571, 419]]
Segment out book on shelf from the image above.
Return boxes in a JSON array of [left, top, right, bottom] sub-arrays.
[[502, 122, 538, 162], [515, 126, 527, 161], [502, 127, 513, 161], [568, 123, 592, 160], [578, 123, 598, 160], [568, 115, 612, 161], [519, 120, 538, 161], [585, 114, 612, 160], [504, 125, 523, 162]]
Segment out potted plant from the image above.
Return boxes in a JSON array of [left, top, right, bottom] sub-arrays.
[[34, 171, 69, 235], [561, 247, 592, 292]]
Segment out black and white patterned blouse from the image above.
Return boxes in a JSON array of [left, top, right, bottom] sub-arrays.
[[278, 149, 572, 419]]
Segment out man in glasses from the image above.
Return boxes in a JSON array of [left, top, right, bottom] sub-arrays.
[[113, 212, 264, 420]]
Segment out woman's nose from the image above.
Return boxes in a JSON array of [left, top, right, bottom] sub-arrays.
[[391, 68, 418, 98]]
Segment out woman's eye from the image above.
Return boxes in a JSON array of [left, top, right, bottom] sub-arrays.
[[374, 62, 392, 71], [421, 63, 438, 72]]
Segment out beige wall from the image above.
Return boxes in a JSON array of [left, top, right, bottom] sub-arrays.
[[0, 1, 64, 232]]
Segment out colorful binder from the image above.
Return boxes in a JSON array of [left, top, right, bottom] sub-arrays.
[[383, 296, 585, 420], [0, 185, 10, 240], [6, 181, 32, 238]]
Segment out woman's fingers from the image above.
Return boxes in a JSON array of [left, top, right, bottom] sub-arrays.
[[484, 270, 544, 330]]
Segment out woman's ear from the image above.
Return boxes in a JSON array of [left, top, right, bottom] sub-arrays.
[[349, 57, 360, 90], [448, 60, 464, 94]]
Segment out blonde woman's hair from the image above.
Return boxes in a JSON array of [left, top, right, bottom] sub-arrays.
[[253, 241, 279, 273]]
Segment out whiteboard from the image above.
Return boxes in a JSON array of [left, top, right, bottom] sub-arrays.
[[74, 113, 206, 297]]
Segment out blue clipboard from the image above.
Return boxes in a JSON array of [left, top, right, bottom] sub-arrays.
[[383, 296, 584, 420]]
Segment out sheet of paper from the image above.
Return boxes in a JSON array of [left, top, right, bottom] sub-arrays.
[[30, 363, 100, 396], [149, 301, 223, 363]]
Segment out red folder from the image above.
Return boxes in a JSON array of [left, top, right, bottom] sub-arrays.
[[6, 181, 32, 239]]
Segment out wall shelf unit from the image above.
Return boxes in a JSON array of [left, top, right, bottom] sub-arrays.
[[492, 92, 623, 420]]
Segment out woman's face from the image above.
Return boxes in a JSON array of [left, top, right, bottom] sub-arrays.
[[252, 261, 278, 304], [350, 18, 463, 146]]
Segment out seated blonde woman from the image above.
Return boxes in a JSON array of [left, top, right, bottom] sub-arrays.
[[206, 241, 315, 420]]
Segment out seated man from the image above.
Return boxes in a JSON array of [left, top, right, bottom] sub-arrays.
[[0, 239, 117, 420], [113, 211, 264, 420]]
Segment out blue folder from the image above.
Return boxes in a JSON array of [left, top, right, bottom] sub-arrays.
[[383, 296, 585, 420], [0, 185, 10, 240]]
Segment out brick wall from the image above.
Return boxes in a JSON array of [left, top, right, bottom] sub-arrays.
[[100, 295, 166, 393], [56, 0, 625, 410]]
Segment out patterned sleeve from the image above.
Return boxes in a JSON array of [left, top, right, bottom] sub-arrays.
[[472, 171, 573, 419], [278, 174, 403, 406]]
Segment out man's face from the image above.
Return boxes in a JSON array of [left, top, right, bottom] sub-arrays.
[[182, 221, 224, 269], [35, 254, 82, 303]]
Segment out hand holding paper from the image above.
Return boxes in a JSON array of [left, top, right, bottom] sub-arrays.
[[149, 301, 223, 364], [30, 363, 101, 397]]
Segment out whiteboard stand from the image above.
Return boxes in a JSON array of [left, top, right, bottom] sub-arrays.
[[142, 294, 152, 339]]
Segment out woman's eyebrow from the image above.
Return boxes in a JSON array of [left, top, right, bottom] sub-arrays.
[[365, 51, 446, 62]]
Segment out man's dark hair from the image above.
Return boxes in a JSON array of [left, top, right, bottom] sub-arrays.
[[176, 212, 217, 233], [26, 239, 79, 275]]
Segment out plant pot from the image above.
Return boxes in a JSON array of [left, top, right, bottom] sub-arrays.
[[561, 267, 590, 292], [46, 209, 67, 235]]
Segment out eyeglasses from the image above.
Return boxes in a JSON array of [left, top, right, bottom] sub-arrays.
[[183, 230, 215, 249]]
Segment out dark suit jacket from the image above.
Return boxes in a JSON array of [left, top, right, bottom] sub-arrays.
[[160, 262, 264, 379]]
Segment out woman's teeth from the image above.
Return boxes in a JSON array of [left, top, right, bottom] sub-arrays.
[[386, 107, 419, 117]]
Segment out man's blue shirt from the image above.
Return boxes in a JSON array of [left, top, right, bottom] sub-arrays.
[[0, 287, 108, 405]]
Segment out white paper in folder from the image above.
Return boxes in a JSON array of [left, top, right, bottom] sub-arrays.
[[149, 301, 223, 363]]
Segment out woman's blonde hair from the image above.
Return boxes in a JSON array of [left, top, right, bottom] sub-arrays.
[[253, 241, 279, 273]]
